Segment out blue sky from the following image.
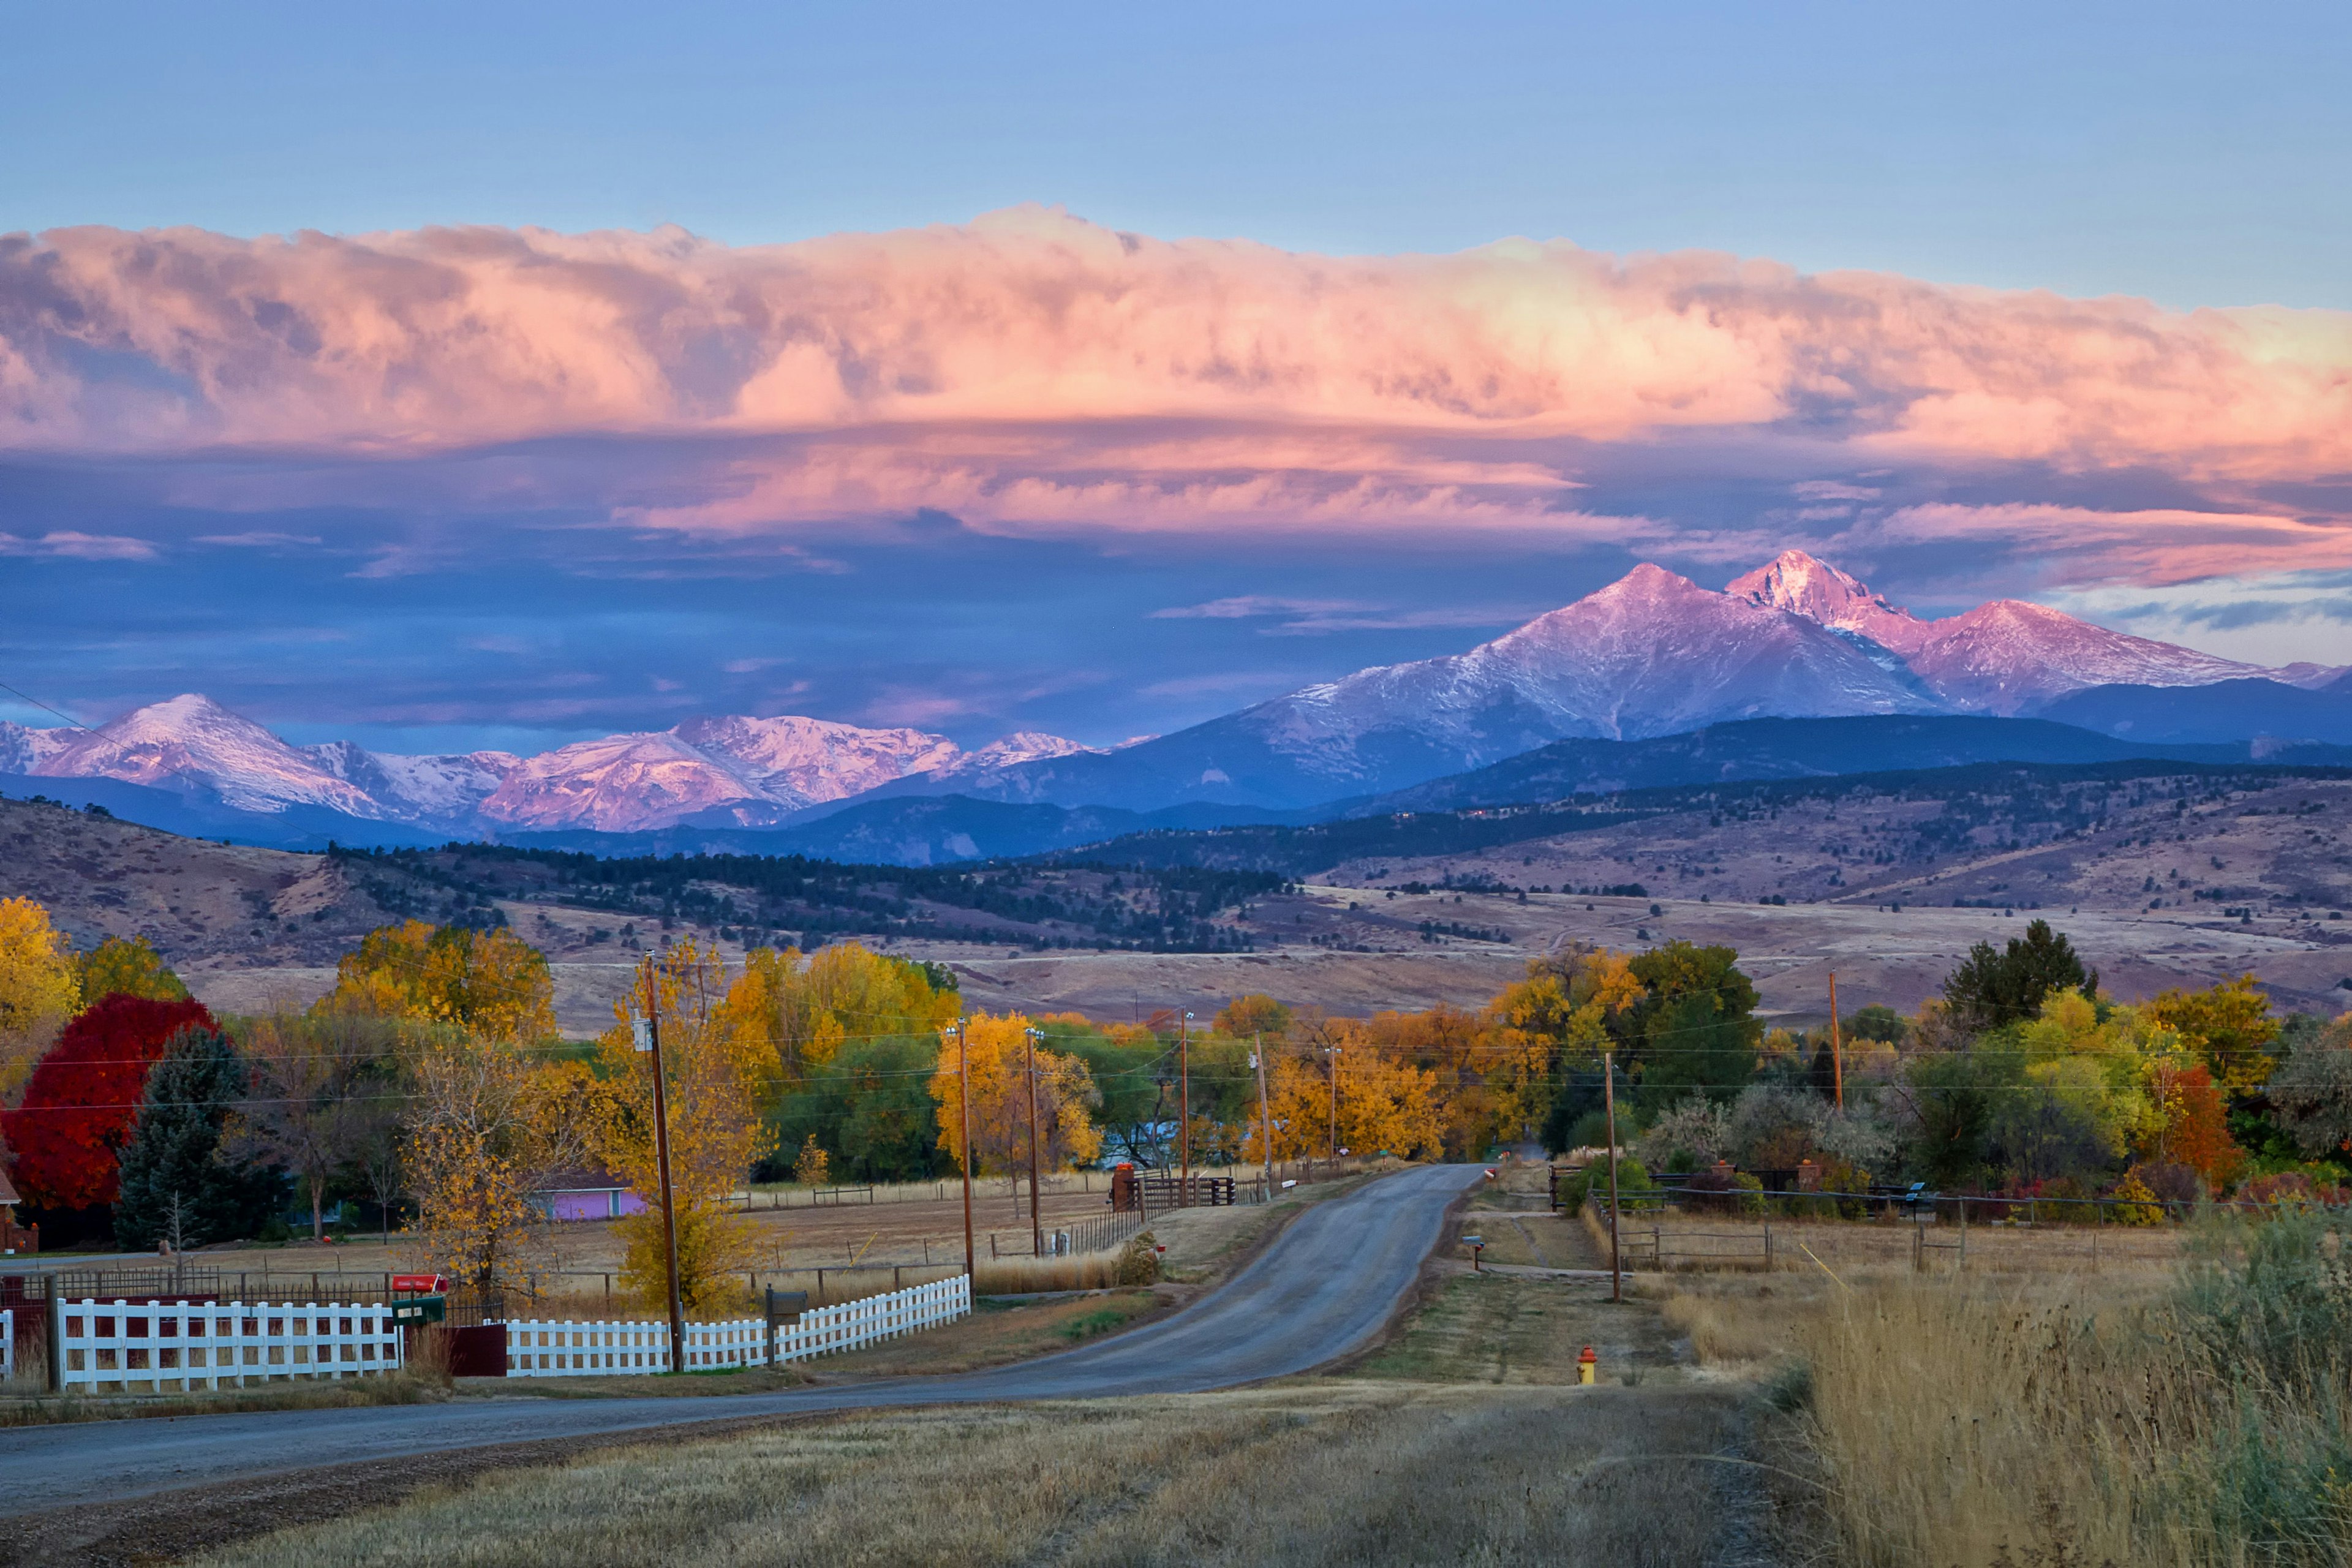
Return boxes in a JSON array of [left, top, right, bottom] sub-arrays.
[[3, 2, 2348, 753]]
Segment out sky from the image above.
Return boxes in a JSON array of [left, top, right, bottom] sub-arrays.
[[3, 1, 2350, 754]]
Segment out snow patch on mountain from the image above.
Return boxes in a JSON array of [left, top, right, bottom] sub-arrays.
[[302, 740, 521, 824], [1735, 549, 2272, 714], [26, 695, 385, 816], [673, 715, 963, 811]]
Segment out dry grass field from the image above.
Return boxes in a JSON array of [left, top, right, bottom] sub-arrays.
[[70, 771, 2337, 1030], [183, 1382, 1752, 1568]]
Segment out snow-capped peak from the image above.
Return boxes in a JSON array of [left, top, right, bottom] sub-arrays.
[[1725, 550, 1931, 651], [29, 693, 386, 817]]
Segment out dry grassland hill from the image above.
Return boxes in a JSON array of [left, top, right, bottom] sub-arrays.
[[1319, 765, 2352, 927], [0, 793, 414, 965]]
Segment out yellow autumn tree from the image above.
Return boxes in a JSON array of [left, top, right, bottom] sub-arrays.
[[0, 897, 81, 1102], [402, 1038, 589, 1294], [727, 940, 959, 1093], [77, 935, 190, 1005], [1241, 1022, 1441, 1162], [597, 939, 772, 1311], [318, 921, 558, 1043], [930, 1012, 1102, 1201], [2143, 974, 2280, 1093], [1248, 1051, 1337, 1165]]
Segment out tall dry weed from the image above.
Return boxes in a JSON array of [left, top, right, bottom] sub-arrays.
[[1797, 1205, 2352, 1568]]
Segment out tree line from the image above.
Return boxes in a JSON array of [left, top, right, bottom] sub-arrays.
[[6, 891, 2348, 1314]]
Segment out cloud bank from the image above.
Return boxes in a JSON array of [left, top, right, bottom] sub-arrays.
[[3, 205, 2349, 584]]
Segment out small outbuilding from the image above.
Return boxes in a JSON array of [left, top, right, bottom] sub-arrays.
[[532, 1167, 650, 1223]]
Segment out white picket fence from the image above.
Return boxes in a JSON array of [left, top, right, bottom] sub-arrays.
[[2, 1308, 12, 1381], [499, 1273, 970, 1378], [55, 1299, 405, 1392]]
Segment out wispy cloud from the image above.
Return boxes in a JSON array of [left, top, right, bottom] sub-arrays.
[[191, 531, 323, 548], [0, 530, 159, 560], [1152, 595, 1371, 620]]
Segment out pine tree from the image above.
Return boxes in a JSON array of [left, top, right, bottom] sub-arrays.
[[1941, 919, 2095, 1030], [114, 1026, 282, 1248]]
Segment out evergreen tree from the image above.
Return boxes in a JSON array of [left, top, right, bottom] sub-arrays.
[[1940, 919, 2095, 1030], [114, 1026, 283, 1248]]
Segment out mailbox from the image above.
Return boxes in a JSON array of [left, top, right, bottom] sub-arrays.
[[390, 1295, 447, 1325]]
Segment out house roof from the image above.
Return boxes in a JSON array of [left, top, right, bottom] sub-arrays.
[[0, 1166, 19, 1207], [535, 1167, 628, 1193]]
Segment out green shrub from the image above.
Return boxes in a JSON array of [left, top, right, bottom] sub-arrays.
[[1561, 1158, 1651, 1210]]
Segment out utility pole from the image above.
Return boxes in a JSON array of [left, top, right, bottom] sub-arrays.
[[638, 954, 686, 1373], [1023, 1025, 1044, 1257], [1603, 1046, 1623, 1305], [1828, 970, 1845, 1110], [947, 1021, 973, 1279], [1178, 1010, 1193, 1200], [1325, 1045, 1341, 1168], [1253, 1031, 1273, 1196]]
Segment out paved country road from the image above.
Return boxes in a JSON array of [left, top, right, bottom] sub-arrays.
[[1, 1164, 1482, 1513]]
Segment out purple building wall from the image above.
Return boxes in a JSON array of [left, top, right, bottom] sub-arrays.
[[540, 1188, 649, 1222]]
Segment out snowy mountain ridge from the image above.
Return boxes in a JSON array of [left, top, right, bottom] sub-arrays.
[[2, 552, 2331, 832]]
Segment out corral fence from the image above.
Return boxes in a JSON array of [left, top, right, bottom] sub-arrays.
[[498, 1274, 971, 1378], [51, 1297, 406, 1393], [1578, 1184, 2339, 1274]]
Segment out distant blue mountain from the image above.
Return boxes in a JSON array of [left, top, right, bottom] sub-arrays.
[[2034, 678, 2352, 746], [23, 714, 2352, 869], [0, 774, 444, 851], [1339, 714, 2318, 815]]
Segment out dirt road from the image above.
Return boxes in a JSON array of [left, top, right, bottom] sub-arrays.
[[0, 1164, 1481, 1513]]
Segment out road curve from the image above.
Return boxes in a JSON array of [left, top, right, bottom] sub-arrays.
[[2, 1163, 1481, 1512]]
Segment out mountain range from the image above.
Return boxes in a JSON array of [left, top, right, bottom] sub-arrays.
[[5, 551, 2345, 856]]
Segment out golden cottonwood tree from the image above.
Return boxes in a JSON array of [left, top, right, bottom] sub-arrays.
[[597, 939, 771, 1310], [728, 941, 959, 1090], [0, 897, 80, 1102], [319, 921, 558, 1044], [930, 1012, 1102, 1189], [402, 1039, 586, 1294]]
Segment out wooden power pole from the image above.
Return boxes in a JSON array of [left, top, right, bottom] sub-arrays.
[[1325, 1045, 1341, 1167], [1178, 1010, 1193, 1197], [1254, 1031, 1273, 1196], [1828, 970, 1845, 1110], [1603, 1046, 1623, 1305], [638, 954, 686, 1373], [948, 1022, 973, 1278], [1023, 1025, 1044, 1257]]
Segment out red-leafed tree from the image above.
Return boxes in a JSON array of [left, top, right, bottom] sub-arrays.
[[2144, 1060, 2245, 1191], [0, 995, 215, 1210]]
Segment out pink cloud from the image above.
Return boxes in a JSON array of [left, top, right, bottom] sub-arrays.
[[3, 210, 2342, 472], [4, 208, 2350, 586], [1855, 504, 2352, 587]]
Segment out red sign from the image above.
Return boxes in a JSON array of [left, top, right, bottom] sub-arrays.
[[391, 1273, 448, 1294]]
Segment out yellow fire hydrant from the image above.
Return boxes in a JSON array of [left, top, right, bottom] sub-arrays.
[[1577, 1344, 1598, 1385]]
